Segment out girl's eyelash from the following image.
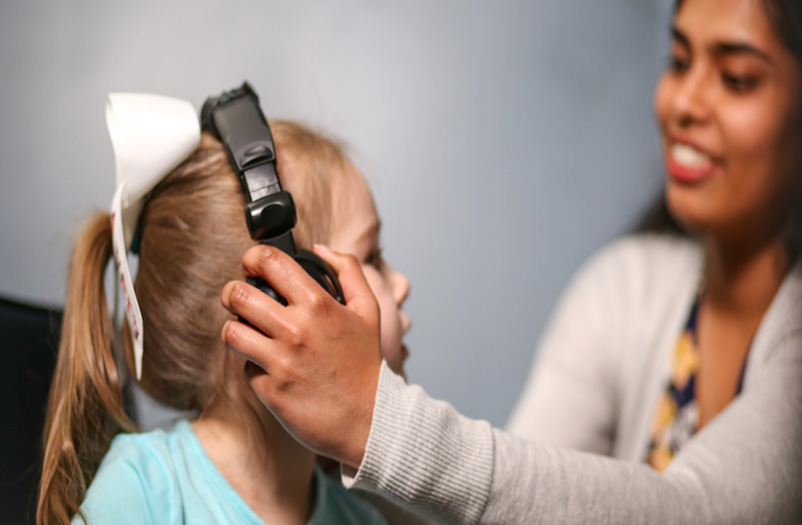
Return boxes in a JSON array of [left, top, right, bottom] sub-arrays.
[[366, 247, 384, 268]]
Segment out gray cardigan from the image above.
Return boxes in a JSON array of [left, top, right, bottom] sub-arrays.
[[345, 235, 802, 524]]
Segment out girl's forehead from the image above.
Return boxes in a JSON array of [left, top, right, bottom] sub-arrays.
[[333, 165, 374, 211], [330, 166, 379, 238]]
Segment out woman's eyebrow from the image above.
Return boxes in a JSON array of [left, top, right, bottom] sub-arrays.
[[671, 24, 774, 65], [671, 26, 690, 49], [712, 42, 774, 64]]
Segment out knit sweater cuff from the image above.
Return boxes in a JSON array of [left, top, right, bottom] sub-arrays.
[[342, 360, 495, 524]]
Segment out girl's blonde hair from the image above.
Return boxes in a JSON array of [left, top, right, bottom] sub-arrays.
[[37, 121, 359, 524]]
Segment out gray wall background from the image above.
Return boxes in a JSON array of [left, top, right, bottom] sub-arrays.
[[1, 0, 673, 428]]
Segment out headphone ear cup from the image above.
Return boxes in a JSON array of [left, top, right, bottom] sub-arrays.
[[294, 249, 345, 305]]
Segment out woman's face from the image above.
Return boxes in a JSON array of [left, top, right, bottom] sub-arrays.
[[654, 0, 802, 246], [329, 169, 412, 379]]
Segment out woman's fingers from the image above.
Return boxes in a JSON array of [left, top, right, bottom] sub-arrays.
[[235, 243, 381, 334], [220, 243, 384, 467], [313, 244, 379, 323], [221, 317, 275, 368], [220, 279, 284, 337], [241, 244, 337, 308]]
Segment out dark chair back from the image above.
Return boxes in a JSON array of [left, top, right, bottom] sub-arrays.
[[0, 298, 61, 525]]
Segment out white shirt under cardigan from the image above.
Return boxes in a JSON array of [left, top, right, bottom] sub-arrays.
[[344, 234, 802, 524]]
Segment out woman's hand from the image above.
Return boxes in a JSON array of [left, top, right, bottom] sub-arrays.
[[220, 244, 383, 468]]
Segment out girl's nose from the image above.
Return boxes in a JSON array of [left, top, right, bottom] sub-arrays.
[[391, 268, 410, 306]]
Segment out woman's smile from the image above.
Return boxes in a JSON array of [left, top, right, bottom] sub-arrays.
[[666, 137, 722, 184]]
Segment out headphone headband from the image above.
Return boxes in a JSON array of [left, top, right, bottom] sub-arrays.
[[201, 82, 297, 252], [202, 82, 343, 307]]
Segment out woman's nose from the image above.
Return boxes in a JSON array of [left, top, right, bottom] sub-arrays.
[[671, 67, 711, 126]]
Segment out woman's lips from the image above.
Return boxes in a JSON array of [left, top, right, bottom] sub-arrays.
[[666, 141, 721, 183]]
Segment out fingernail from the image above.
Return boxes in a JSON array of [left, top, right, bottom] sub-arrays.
[[314, 244, 332, 254], [221, 320, 230, 342]]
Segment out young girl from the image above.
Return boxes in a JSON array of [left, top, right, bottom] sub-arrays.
[[36, 89, 410, 524]]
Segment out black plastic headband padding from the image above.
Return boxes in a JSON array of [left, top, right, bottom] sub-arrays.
[[202, 82, 297, 247], [201, 82, 283, 206], [245, 191, 297, 242], [240, 162, 281, 203], [209, 96, 276, 174]]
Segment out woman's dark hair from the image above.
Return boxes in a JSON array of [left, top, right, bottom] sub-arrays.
[[637, 0, 802, 260], [673, 0, 802, 58]]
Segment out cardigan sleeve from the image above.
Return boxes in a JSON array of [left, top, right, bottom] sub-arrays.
[[346, 340, 802, 524], [343, 238, 802, 524]]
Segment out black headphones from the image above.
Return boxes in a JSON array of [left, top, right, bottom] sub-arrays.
[[201, 82, 344, 306]]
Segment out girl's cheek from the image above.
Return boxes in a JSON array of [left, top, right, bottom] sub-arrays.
[[360, 265, 380, 296]]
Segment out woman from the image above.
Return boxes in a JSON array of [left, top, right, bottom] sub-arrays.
[[221, 0, 802, 522]]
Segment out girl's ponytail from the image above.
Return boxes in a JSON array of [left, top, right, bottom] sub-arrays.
[[37, 212, 135, 525]]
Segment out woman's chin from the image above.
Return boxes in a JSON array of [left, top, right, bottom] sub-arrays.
[[665, 188, 720, 236]]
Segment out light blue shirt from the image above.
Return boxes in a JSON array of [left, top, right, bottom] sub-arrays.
[[74, 419, 386, 524]]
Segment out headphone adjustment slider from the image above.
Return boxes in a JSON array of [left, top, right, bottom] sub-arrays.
[[245, 191, 297, 242]]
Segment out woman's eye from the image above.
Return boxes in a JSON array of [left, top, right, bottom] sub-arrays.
[[668, 53, 690, 74], [721, 72, 759, 93]]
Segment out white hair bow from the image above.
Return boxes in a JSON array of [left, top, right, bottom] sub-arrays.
[[107, 93, 200, 380]]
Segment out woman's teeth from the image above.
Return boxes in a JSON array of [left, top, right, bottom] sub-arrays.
[[671, 143, 713, 168]]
